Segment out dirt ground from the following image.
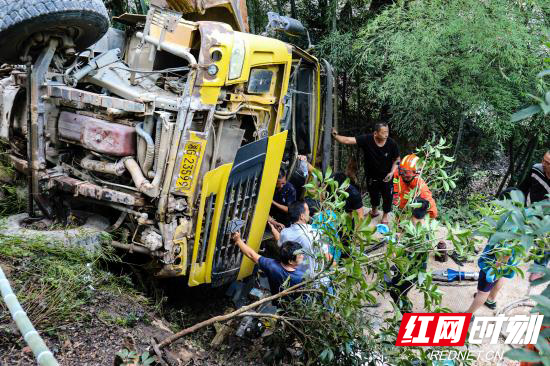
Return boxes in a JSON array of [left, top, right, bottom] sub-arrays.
[[1, 209, 546, 366]]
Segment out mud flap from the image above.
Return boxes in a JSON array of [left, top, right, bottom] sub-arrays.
[[188, 131, 287, 286]]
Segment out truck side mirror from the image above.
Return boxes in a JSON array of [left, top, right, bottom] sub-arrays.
[[266, 12, 306, 36], [265, 12, 312, 49]]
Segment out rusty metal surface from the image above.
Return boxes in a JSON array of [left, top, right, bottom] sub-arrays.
[[196, 22, 233, 84], [9, 155, 28, 175], [51, 176, 145, 206], [0, 78, 20, 140], [81, 155, 127, 176], [152, 0, 249, 32], [58, 111, 137, 157], [29, 39, 59, 218], [47, 85, 146, 113]]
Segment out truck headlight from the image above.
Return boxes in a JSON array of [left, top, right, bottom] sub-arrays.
[[228, 37, 245, 80]]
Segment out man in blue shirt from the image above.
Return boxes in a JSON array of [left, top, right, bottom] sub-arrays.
[[232, 231, 305, 295], [270, 168, 297, 227]]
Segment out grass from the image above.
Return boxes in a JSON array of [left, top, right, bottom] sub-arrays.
[[0, 233, 142, 333], [0, 184, 25, 216]]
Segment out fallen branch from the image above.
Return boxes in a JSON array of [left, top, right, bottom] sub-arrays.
[[238, 312, 308, 322], [157, 251, 384, 349], [157, 278, 314, 349]]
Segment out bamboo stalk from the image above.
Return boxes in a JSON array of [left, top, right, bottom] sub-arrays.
[[0, 265, 59, 366]]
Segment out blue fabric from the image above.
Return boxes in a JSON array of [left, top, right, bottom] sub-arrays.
[[273, 182, 297, 206], [258, 257, 305, 295], [478, 243, 518, 280], [272, 182, 297, 226], [312, 210, 341, 262], [477, 269, 498, 292], [534, 251, 550, 267]]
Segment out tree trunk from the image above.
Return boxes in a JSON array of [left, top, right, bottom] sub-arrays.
[[331, 0, 338, 31], [341, 71, 348, 122], [496, 138, 515, 196], [248, 0, 256, 33], [450, 115, 465, 172], [290, 0, 297, 18], [276, 0, 284, 15], [511, 136, 537, 187]]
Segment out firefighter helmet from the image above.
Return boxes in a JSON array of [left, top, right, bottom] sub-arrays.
[[399, 154, 420, 181]]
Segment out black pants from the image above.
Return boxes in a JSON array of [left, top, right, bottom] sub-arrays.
[[387, 253, 428, 311], [366, 178, 393, 213]]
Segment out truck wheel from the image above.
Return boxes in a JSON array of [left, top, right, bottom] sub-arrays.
[[0, 212, 110, 252], [0, 0, 109, 64]]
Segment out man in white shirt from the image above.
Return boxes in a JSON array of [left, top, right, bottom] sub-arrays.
[[269, 200, 332, 277]]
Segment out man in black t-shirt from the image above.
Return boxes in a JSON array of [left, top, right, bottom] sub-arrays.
[[332, 123, 400, 225], [519, 150, 550, 281], [519, 150, 550, 205]]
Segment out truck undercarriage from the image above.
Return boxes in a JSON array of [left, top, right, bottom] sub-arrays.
[[0, 0, 334, 286]]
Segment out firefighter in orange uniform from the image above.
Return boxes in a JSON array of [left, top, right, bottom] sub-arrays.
[[386, 153, 438, 311], [393, 154, 438, 224]]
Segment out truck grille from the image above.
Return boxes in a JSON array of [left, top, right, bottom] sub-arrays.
[[196, 193, 216, 264], [210, 138, 268, 286]]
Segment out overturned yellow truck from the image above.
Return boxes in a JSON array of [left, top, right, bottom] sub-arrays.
[[0, 0, 335, 287]]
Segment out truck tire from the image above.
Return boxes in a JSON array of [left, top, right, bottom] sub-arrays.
[[0, 212, 110, 252], [0, 0, 109, 64]]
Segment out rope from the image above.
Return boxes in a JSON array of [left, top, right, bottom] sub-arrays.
[[0, 265, 59, 366]]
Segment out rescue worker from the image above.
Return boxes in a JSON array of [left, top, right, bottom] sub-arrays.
[[393, 154, 438, 224], [387, 154, 438, 311]]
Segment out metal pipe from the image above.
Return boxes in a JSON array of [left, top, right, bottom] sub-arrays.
[[124, 158, 157, 198], [109, 240, 151, 255], [85, 64, 179, 111], [103, 202, 151, 225], [213, 113, 235, 120], [151, 121, 174, 188], [136, 32, 197, 65], [0, 266, 59, 366], [81, 155, 126, 176], [136, 121, 155, 175], [125, 118, 174, 197], [150, 117, 162, 179], [29, 39, 59, 218]]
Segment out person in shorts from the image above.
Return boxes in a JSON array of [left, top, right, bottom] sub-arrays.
[[466, 242, 518, 313]]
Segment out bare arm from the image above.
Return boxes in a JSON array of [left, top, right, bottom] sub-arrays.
[[384, 157, 401, 182], [232, 232, 261, 264], [272, 200, 289, 213], [355, 207, 364, 220], [268, 222, 281, 241], [298, 155, 314, 173], [332, 128, 357, 145]]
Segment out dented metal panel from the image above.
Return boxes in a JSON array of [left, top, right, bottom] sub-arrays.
[[0, 80, 20, 140], [152, 0, 249, 32], [47, 85, 146, 113], [51, 176, 144, 206], [58, 111, 137, 157]]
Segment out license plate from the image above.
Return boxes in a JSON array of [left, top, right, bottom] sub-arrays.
[[175, 141, 203, 194]]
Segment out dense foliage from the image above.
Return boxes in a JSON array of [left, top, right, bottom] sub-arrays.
[[248, 0, 549, 195]]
